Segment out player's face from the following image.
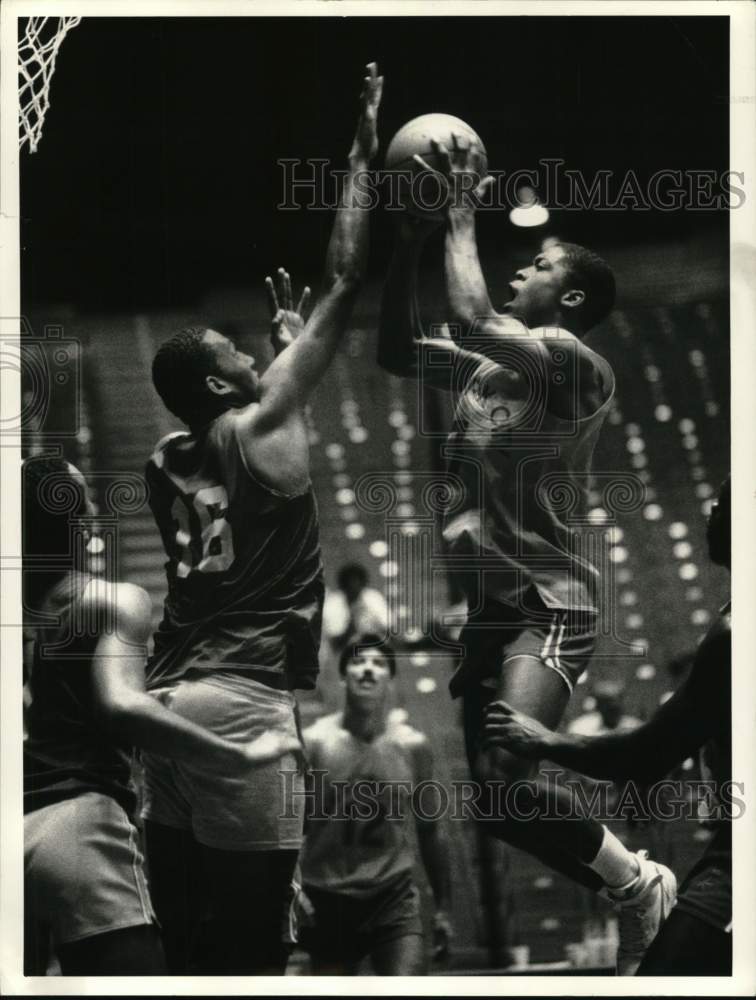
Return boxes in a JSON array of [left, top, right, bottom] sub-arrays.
[[344, 647, 393, 703], [502, 245, 575, 328], [203, 329, 260, 402]]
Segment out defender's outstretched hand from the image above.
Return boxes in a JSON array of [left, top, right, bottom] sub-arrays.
[[483, 699, 553, 758], [349, 61, 383, 166], [265, 267, 311, 355]]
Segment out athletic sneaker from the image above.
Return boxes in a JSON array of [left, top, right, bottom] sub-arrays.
[[612, 850, 678, 975]]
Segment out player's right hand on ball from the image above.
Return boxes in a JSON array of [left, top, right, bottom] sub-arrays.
[[414, 133, 493, 213], [350, 61, 383, 165]]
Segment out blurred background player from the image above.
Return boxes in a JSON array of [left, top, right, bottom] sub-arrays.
[[323, 562, 389, 653], [139, 64, 383, 974], [378, 135, 675, 974], [484, 476, 732, 975], [568, 680, 641, 738], [297, 634, 453, 974], [22, 457, 295, 975]]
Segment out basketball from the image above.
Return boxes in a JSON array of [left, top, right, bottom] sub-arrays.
[[384, 113, 488, 219]]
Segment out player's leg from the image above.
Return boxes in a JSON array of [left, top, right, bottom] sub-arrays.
[[299, 885, 364, 975], [143, 819, 206, 974], [635, 908, 731, 975], [198, 846, 299, 974], [25, 793, 163, 975], [467, 642, 677, 973], [366, 880, 428, 974], [464, 653, 606, 890], [57, 925, 166, 975], [371, 932, 427, 975], [143, 673, 305, 974]]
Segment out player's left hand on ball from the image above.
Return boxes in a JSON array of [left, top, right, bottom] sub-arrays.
[[350, 61, 383, 164], [242, 729, 303, 767], [483, 699, 551, 757], [432, 910, 454, 962], [265, 267, 311, 354]]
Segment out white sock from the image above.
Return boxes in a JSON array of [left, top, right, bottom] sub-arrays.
[[587, 826, 640, 890]]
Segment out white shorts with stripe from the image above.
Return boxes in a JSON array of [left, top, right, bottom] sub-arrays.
[[499, 610, 597, 692]]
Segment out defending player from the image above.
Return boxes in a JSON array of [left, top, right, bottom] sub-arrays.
[[377, 136, 675, 974], [23, 457, 295, 975], [140, 65, 382, 974], [484, 477, 732, 975], [298, 635, 453, 975]]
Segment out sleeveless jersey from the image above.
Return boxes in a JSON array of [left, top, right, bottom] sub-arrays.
[[146, 410, 324, 691], [23, 572, 136, 815], [442, 328, 615, 614], [299, 713, 423, 898]]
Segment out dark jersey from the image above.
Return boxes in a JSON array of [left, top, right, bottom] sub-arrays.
[[146, 410, 324, 691], [23, 573, 136, 816], [442, 325, 615, 615]]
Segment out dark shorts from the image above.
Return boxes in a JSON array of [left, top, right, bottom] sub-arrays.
[[300, 876, 423, 970], [674, 826, 732, 932], [449, 601, 597, 699]]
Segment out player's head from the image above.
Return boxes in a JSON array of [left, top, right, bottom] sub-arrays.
[[152, 326, 259, 429], [337, 562, 369, 602], [22, 455, 94, 606], [502, 242, 615, 335], [706, 475, 730, 569], [339, 633, 397, 707]]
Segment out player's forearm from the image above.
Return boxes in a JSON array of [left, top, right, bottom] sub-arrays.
[[377, 236, 425, 375], [321, 153, 371, 296], [539, 727, 667, 784], [445, 209, 494, 328], [417, 822, 452, 911], [104, 692, 244, 769]]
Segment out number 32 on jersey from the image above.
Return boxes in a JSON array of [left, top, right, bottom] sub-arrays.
[[170, 485, 235, 577]]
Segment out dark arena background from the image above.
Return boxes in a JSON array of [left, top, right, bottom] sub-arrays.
[[20, 15, 731, 974]]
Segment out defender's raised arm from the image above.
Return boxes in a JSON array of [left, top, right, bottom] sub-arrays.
[[253, 63, 383, 428]]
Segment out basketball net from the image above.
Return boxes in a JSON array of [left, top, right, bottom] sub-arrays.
[[18, 16, 81, 153]]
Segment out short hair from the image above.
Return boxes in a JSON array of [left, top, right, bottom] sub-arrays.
[[558, 243, 616, 332], [151, 326, 221, 426], [337, 562, 369, 592], [339, 633, 397, 676], [23, 456, 87, 558]]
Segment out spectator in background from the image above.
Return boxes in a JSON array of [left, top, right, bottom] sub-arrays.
[[323, 563, 389, 651], [568, 680, 642, 738]]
